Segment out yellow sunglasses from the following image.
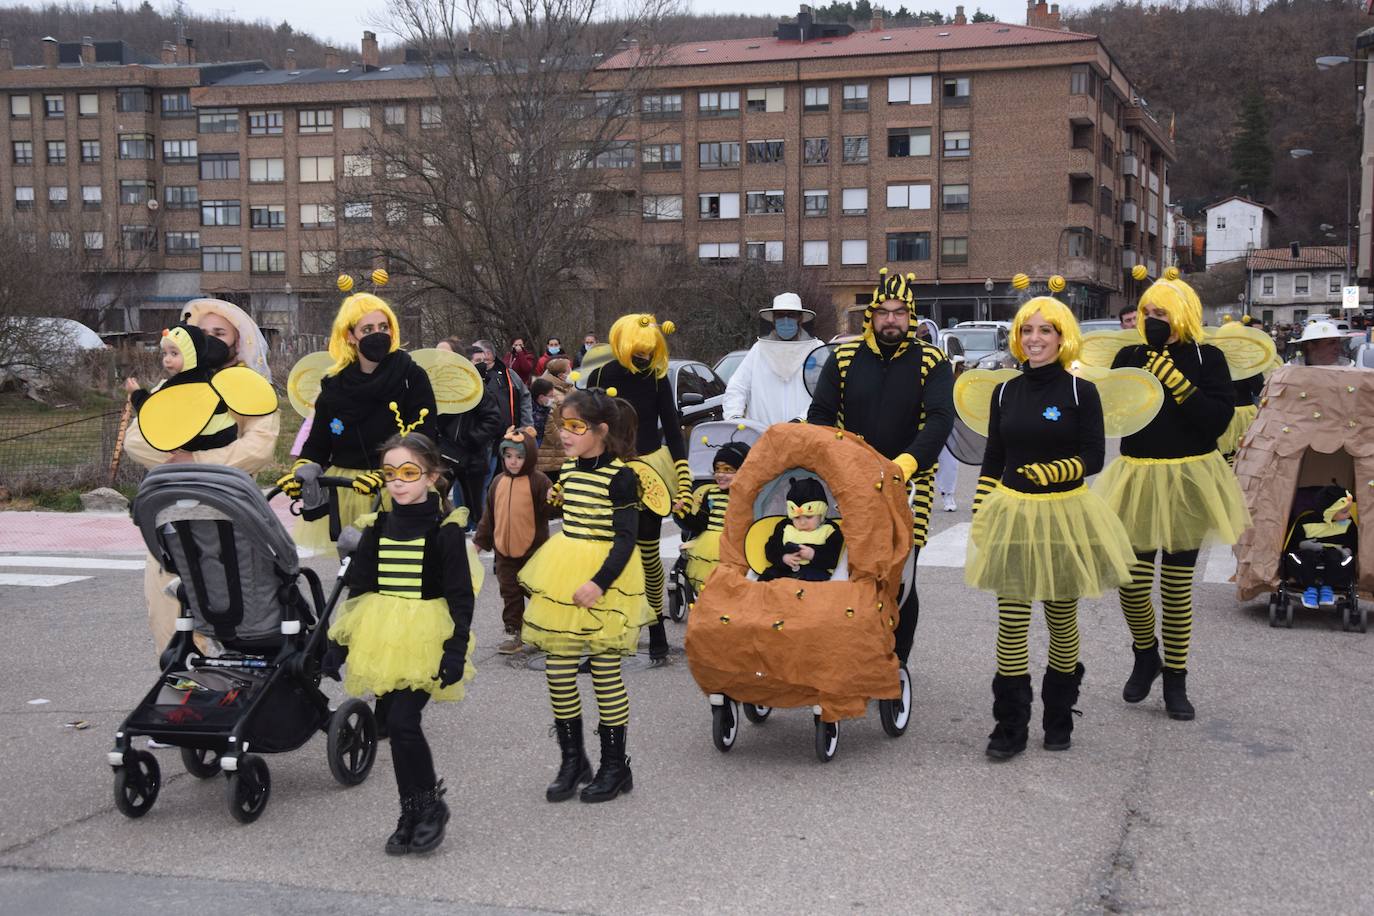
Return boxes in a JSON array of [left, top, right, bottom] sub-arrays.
[[381, 463, 425, 483], [559, 417, 589, 435]]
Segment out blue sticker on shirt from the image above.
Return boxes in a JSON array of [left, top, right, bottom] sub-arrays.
[[1042, 406, 1061, 421], [329, 418, 345, 435]]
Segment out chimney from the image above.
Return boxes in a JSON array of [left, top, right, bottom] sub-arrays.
[[285, 47, 297, 70], [1027, 0, 1060, 27], [954, 5, 967, 24], [324, 46, 341, 70], [0, 39, 12, 70], [41, 36, 58, 68], [361, 30, 379, 69], [177, 36, 195, 64], [160, 41, 176, 65], [870, 8, 884, 31], [80, 36, 95, 65]]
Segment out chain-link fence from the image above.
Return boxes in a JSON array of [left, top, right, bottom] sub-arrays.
[[0, 403, 147, 496]]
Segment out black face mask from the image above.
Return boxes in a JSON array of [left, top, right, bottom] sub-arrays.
[[357, 331, 392, 362], [201, 335, 231, 372], [632, 354, 652, 371], [1143, 317, 1171, 350]]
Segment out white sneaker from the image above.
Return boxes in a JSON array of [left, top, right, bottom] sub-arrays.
[[942, 494, 957, 512]]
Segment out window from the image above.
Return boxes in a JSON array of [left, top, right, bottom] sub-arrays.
[[642, 195, 683, 221], [1294, 274, 1310, 296], [198, 108, 238, 133], [804, 86, 829, 112], [1070, 176, 1092, 204], [1215, 216, 1226, 229], [162, 139, 197, 164], [164, 185, 196, 209], [49, 231, 70, 250], [385, 160, 407, 180], [641, 94, 683, 119], [1098, 234, 1113, 266], [298, 109, 334, 134], [803, 189, 829, 217], [118, 133, 154, 160], [200, 199, 241, 226], [1101, 136, 1114, 168], [943, 130, 971, 158], [250, 250, 286, 274], [384, 104, 406, 129], [1098, 185, 1113, 216], [1070, 64, 1098, 98], [942, 183, 970, 212], [941, 236, 968, 264], [1071, 122, 1094, 150], [84, 231, 103, 251], [1329, 273, 1343, 295], [803, 138, 829, 165], [199, 153, 239, 180], [887, 183, 932, 210], [78, 93, 98, 117], [843, 135, 869, 164], [44, 94, 64, 118], [746, 87, 785, 113], [9, 95, 30, 118], [14, 186, 33, 210], [641, 144, 682, 171], [81, 185, 102, 209], [746, 190, 785, 214], [842, 83, 869, 111], [299, 156, 335, 182], [698, 91, 740, 117], [802, 240, 828, 266], [699, 141, 740, 169], [80, 140, 100, 163], [248, 110, 284, 135], [746, 240, 784, 262], [46, 140, 66, 164], [887, 231, 931, 261], [342, 106, 371, 129], [165, 231, 200, 253], [300, 203, 336, 228], [344, 200, 374, 223], [698, 192, 740, 220], [385, 202, 407, 225], [698, 242, 741, 262], [592, 142, 635, 169], [746, 140, 784, 164], [888, 127, 931, 158], [160, 91, 193, 118], [249, 157, 285, 183], [121, 225, 156, 250], [301, 250, 337, 275], [12, 141, 32, 165], [116, 88, 152, 113], [201, 246, 242, 272], [250, 204, 286, 229], [48, 186, 68, 209], [118, 180, 154, 205], [841, 239, 867, 266], [841, 188, 867, 215], [1066, 228, 1092, 259], [343, 154, 373, 178], [888, 75, 933, 105], [421, 104, 441, 129], [1261, 274, 1275, 296], [942, 77, 971, 106]]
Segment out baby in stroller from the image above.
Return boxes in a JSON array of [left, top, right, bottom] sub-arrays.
[[757, 477, 845, 582], [1285, 485, 1359, 610]]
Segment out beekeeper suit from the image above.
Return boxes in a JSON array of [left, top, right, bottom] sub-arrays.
[[723, 293, 818, 425]]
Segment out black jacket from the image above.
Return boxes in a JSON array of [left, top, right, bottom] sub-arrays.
[[481, 359, 525, 438], [585, 361, 687, 461], [1112, 341, 1233, 459], [301, 351, 437, 470], [436, 386, 503, 477]]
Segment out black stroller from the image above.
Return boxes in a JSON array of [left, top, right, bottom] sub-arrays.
[[109, 465, 377, 823]]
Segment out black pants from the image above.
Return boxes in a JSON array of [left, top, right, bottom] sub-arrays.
[[461, 470, 487, 526], [1289, 545, 1356, 590], [386, 688, 435, 795], [893, 547, 921, 666]]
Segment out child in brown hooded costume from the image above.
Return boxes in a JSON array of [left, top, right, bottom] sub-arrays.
[[474, 426, 553, 653]]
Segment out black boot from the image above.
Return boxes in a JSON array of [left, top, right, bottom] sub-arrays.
[[646, 619, 670, 667], [1161, 668, 1195, 721], [546, 717, 593, 802], [985, 674, 1033, 760], [408, 780, 450, 854], [1122, 642, 1162, 703], [384, 792, 419, 856], [580, 724, 633, 803], [1042, 663, 1085, 751]]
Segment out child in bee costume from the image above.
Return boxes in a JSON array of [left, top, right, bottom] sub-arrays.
[[757, 477, 846, 583], [1094, 274, 1250, 720], [678, 441, 749, 593], [125, 323, 238, 451]]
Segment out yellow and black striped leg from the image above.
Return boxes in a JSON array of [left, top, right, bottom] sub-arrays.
[[1119, 552, 1158, 651], [637, 511, 669, 661], [910, 472, 933, 548], [995, 597, 1032, 678], [589, 654, 630, 727], [1043, 598, 1081, 675], [1159, 550, 1198, 671], [545, 655, 582, 721]]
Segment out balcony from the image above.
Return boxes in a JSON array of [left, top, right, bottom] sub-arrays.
[[1147, 214, 1159, 236], [1122, 248, 1139, 269], [1121, 199, 1139, 224], [1120, 151, 1138, 178]]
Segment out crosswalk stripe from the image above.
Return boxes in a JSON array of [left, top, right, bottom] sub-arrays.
[[0, 574, 91, 587], [0, 556, 145, 571]]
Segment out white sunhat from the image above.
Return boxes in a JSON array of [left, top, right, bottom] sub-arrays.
[[759, 292, 816, 321], [1294, 320, 1344, 344]]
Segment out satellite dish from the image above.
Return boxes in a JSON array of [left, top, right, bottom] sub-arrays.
[[146, 198, 160, 211]]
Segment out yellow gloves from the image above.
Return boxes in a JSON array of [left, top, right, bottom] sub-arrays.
[[1016, 458, 1086, 487], [351, 470, 386, 496], [275, 458, 311, 498], [1144, 351, 1197, 404], [893, 453, 919, 483]]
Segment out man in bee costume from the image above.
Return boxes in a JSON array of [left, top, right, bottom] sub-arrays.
[[807, 268, 955, 665]]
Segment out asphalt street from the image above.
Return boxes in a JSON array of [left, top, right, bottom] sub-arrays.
[[1, 464, 1373, 914]]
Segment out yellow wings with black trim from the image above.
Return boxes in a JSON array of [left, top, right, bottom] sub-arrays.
[[628, 459, 672, 517], [411, 348, 483, 414], [952, 368, 1019, 437], [1068, 365, 1164, 438], [1079, 326, 1278, 380], [286, 351, 334, 418], [138, 366, 278, 452]]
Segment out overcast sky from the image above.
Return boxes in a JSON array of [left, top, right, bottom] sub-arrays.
[[196, 0, 1055, 50]]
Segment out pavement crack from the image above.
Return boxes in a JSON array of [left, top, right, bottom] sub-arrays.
[[0, 770, 190, 859], [1090, 726, 1156, 914]]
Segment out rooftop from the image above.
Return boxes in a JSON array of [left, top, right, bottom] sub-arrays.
[[1246, 245, 1348, 271]]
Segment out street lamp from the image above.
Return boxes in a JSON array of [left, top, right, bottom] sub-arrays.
[[1290, 147, 1354, 288], [983, 277, 994, 321]]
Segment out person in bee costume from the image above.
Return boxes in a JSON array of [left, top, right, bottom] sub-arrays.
[[1094, 273, 1250, 721], [581, 314, 692, 665], [806, 268, 955, 667]]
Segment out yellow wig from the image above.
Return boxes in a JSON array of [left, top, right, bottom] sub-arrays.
[[609, 313, 669, 378], [1136, 278, 1203, 345], [1009, 296, 1082, 367], [326, 292, 400, 375]]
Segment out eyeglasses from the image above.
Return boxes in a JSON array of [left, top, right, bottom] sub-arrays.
[[381, 463, 425, 483], [559, 417, 589, 435], [873, 306, 908, 319]]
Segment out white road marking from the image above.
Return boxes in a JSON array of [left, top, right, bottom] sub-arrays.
[[0, 556, 145, 571], [0, 573, 91, 587], [1202, 545, 1238, 586]]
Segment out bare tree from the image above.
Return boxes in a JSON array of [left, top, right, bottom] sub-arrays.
[[0, 221, 102, 391]]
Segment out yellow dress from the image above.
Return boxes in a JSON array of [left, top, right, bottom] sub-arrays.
[[682, 484, 729, 592]]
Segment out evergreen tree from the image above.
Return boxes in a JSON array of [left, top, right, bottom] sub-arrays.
[[1229, 90, 1273, 201], [972, 9, 996, 21]]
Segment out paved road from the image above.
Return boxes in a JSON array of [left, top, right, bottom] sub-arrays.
[[1, 466, 1372, 914]]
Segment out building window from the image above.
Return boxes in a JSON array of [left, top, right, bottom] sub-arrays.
[[44, 94, 65, 118], [198, 108, 239, 134], [299, 156, 335, 183], [746, 190, 785, 214], [745, 240, 784, 262], [941, 236, 969, 264], [81, 185, 102, 209], [344, 201, 374, 223], [942, 77, 971, 106], [1098, 234, 1113, 266], [842, 136, 869, 164], [250, 204, 286, 229], [116, 88, 153, 113], [250, 250, 286, 274], [165, 231, 200, 254], [298, 109, 334, 134], [162, 139, 197, 164], [699, 141, 740, 169], [342, 106, 371, 129], [1294, 274, 1310, 296], [421, 104, 441, 129], [888, 127, 931, 158], [200, 199, 241, 226], [10, 94, 30, 118], [13, 186, 33, 210], [841, 239, 868, 266], [49, 231, 70, 250], [118, 180, 154, 205], [746, 139, 784, 164], [84, 231, 103, 251], [1215, 216, 1226, 229], [1329, 273, 1343, 295], [248, 110, 284, 135], [803, 86, 829, 112], [385, 160, 407, 180], [78, 93, 98, 116], [887, 183, 932, 210], [592, 142, 635, 169], [1071, 122, 1094, 150], [841, 187, 867, 215], [46, 140, 66, 164], [249, 157, 285, 183], [698, 242, 741, 262], [199, 153, 239, 180], [343, 154, 373, 178], [118, 133, 154, 160], [641, 94, 682, 119], [12, 141, 32, 165], [641, 143, 682, 171], [299, 203, 336, 228], [1098, 185, 1113, 216], [888, 75, 933, 105], [698, 90, 741, 118], [803, 189, 829, 217], [802, 240, 828, 266], [384, 104, 406, 129], [48, 186, 68, 209], [642, 195, 683, 221], [803, 138, 829, 165], [886, 231, 931, 261], [746, 87, 785, 113], [942, 183, 970, 212], [201, 246, 242, 272], [120, 225, 156, 250], [1070, 176, 1092, 204], [943, 130, 971, 158], [164, 185, 197, 209], [301, 250, 337, 275], [1101, 136, 1115, 168], [1261, 274, 1274, 296], [1070, 64, 1098, 98], [80, 140, 101, 163], [842, 83, 868, 111], [698, 192, 740, 220], [160, 91, 193, 118]]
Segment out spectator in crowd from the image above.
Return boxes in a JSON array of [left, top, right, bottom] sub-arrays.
[[534, 338, 564, 377], [575, 332, 598, 367], [507, 337, 537, 386]]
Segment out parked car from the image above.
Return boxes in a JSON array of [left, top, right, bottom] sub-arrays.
[[713, 349, 749, 385], [670, 359, 728, 430], [943, 325, 1017, 369], [1079, 318, 1125, 335]]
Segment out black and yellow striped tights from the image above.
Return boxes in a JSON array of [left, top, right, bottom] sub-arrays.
[[995, 597, 1081, 677], [545, 654, 630, 727], [1119, 549, 1198, 670], [638, 511, 669, 656]]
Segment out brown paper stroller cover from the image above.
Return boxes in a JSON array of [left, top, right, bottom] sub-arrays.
[[685, 423, 914, 720], [1233, 365, 1374, 600]]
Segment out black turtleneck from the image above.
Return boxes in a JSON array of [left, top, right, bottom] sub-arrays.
[[300, 350, 438, 470], [1111, 341, 1233, 459], [585, 361, 686, 461], [980, 361, 1105, 494]]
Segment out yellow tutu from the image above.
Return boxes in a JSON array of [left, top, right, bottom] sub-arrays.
[[1094, 452, 1251, 553], [965, 486, 1136, 602], [1217, 403, 1259, 456], [519, 532, 653, 656], [294, 466, 391, 549], [683, 530, 723, 593], [328, 594, 476, 702]]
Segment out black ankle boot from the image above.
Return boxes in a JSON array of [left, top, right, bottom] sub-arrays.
[[647, 620, 670, 665], [580, 724, 633, 802], [1161, 668, 1195, 721], [1122, 642, 1162, 703], [1042, 663, 1085, 751], [986, 674, 1033, 760], [408, 780, 450, 854], [546, 717, 592, 802], [384, 792, 419, 856]]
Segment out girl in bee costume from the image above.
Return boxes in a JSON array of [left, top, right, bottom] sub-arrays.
[[1094, 274, 1250, 720], [678, 441, 749, 594]]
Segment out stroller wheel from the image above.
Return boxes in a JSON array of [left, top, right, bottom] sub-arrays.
[[1267, 594, 1281, 628], [880, 666, 912, 738], [226, 754, 271, 824], [742, 704, 772, 724], [113, 750, 161, 819], [711, 699, 740, 752], [181, 746, 221, 779], [327, 698, 378, 787], [667, 582, 685, 622], [1342, 598, 1367, 634], [813, 716, 840, 763]]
